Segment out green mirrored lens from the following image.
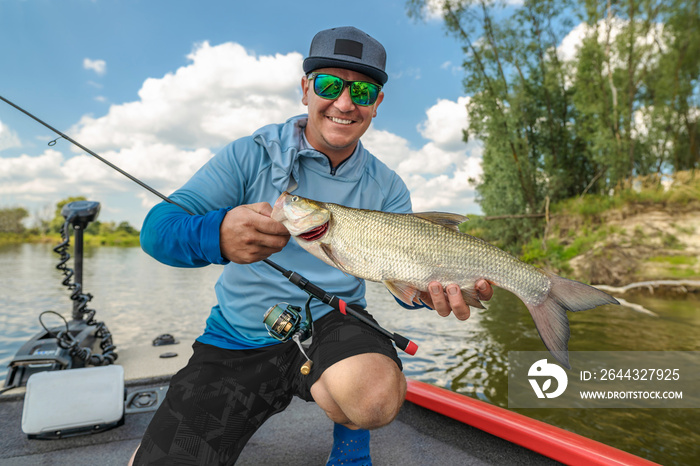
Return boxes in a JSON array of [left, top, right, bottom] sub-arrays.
[[350, 81, 379, 106], [311, 74, 381, 106], [314, 75, 344, 99]]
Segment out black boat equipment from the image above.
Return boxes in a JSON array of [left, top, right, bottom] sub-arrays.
[[0, 94, 418, 381], [3, 199, 117, 392]]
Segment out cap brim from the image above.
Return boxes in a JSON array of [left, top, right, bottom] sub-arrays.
[[303, 57, 388, 85]]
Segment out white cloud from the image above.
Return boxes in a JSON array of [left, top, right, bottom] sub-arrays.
[[365, 96, 483, 215], [83, 58, 107, 76], [0, 120, 21, 150], [2, 41, 485, 226], [557, 18, 666, 70], [1, 41, 307, 225], [422, 0, 524, 21], [0, 150, 67, 199], [72, 41, 305, 152], [418, 96, 470, 151]]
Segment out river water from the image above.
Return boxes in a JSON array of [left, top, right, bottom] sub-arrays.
[[1, 243, 698, 465]]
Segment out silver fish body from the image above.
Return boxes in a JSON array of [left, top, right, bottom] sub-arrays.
[[271, 192, 618, 368]]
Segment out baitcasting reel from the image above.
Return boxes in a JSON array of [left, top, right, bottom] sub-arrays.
[[263, 297, 314, 375]]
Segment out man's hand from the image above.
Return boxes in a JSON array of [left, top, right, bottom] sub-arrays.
[[220, 203, 290, 264], [422, 279, 493, 321]]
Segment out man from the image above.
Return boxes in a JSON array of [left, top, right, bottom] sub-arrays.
[[131, 26, 492, 465]]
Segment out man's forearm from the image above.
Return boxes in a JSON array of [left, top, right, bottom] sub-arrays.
[[140, 201, 230, 267]]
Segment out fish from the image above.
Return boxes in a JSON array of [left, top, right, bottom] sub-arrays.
[[271, 192, 618, 368]]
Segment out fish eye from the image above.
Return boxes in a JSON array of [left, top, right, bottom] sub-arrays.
[[291, 196, 299, 202]]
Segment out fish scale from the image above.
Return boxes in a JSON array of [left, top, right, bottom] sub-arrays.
[[272, 192, 618, 368], [325, 203, 551, 306]]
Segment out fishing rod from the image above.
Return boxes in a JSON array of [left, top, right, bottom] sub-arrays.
[[0, 95, 193, 215], [0, 94, 418, 356]]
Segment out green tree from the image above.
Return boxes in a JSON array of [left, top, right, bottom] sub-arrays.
[[0, 207, 29, 234], [410, 0, 581, 249], [116, 221, 138, 235], [408, 0, 699, 251], [574, 0, 700, 184]]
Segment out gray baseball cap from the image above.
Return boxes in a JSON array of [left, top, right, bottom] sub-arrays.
[[303, 26, 388, 85]]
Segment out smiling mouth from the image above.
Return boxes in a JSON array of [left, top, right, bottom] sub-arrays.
[[328, 116, 354, 125], [298, 222, 329, 241]]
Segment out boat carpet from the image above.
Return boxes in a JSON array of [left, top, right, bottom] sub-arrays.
[[0, 383, 560, 465]]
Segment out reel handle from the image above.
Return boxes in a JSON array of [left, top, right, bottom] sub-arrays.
[[300, 360, 313, 375]]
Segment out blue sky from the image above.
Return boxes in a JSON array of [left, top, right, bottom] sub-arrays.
[[1, 0, 489, 227]]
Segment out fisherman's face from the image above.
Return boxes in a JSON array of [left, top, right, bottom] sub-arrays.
[[302, 67, 383, 166]]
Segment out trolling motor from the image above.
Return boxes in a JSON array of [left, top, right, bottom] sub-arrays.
[[3, 201, 117, 391]]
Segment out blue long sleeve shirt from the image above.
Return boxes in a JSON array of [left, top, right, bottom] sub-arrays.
[[140, 115, 413, 349]]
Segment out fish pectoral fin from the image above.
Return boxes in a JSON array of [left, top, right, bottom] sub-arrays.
[[413, 212, 469, 231], [320, 243, 350, 274], [383, 280, 423, 306], [461, 287, 485, 309]]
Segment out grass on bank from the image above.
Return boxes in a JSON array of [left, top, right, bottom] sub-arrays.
[[463, 171, 700, 281], [0, 230, 140, 248]]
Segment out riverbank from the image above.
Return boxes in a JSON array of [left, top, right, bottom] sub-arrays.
[[0, 231, 140, 248], [543, 172, 700, 286], [514, 172, 700, 288], [559, 201, 700, 287], [4, 172, 699, 287]]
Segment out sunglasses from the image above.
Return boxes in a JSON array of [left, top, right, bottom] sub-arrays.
[[308, 72, 382, 107]]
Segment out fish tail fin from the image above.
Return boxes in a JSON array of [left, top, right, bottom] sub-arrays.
[[525, 274, 619, 369]]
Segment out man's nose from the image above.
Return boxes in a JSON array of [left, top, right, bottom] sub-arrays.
[[333, 87, 356, 112]]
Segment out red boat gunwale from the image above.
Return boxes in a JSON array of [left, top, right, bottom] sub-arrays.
[[405, 379, 659, 466]]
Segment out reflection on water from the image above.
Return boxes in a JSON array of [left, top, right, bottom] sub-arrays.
[[1, 243, 698, 465], [0, 243, 222, 378], [367, 274, 700, 466]]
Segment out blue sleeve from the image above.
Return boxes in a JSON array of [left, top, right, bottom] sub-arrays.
[[139, 138, 258, 268], [140, 202, 231, 268]]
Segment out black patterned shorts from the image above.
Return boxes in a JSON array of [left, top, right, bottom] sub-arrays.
[[133, 307, 402, 465]]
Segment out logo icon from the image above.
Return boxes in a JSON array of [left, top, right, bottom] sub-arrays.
[[528, 359, 568, 398]]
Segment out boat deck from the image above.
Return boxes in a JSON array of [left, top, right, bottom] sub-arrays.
[[0, 385, 559, 465], [0, 343, 560, 465]]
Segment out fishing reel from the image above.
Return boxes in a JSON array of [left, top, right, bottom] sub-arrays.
[[263, 296, 314, 375]]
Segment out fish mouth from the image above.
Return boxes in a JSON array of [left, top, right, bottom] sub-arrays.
[[298, 222, 329, 241]]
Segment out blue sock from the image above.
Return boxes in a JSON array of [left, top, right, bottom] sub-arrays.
[[326, 423, 371, 466]]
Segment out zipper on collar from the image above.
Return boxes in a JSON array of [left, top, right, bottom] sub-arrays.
[[328, 155, 351, 176]]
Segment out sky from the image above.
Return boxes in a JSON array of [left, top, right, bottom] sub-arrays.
[[1, 0, 533, 228]]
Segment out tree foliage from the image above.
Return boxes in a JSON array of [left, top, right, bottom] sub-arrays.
[[408, 0, 699, 250], [0, 197, 139, 246], [0, 207, 29, 234]]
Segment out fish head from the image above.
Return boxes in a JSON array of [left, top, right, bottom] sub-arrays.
[[271, 192, 331, 242]]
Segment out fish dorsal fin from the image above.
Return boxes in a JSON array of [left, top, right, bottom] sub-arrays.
[[383, 280, 423, 306], [413, 212, 469, 231]]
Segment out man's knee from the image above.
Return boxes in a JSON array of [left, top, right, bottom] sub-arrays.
[[311, 353, 406, 430], [351, 372, 406, 429]]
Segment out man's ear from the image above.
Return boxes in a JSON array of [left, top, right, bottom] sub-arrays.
[[372, 92, 384, 118], [301, 76, 309, 106]]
